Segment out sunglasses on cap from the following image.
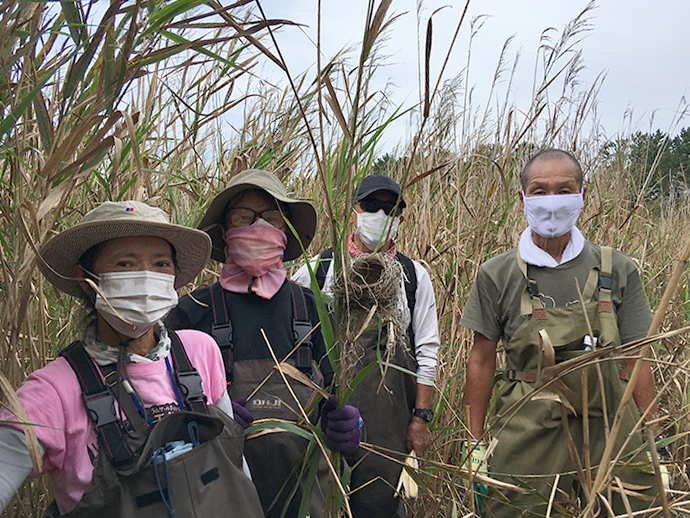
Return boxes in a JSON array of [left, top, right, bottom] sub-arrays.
[[358, 198, 404, 216]]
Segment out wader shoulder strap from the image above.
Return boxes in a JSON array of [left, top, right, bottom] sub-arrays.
[[60, 341, 137, 469], [581, 268, 600, 302], [315, 248, 334, 290], [169, 331, 209, 414], [598, 246, 613, 313], [395, 252, 418, 351], [516, 253, 547, 319], [395, 252, 417, 319], [288, 281, 314, 375], [209, 282, 233, 382]]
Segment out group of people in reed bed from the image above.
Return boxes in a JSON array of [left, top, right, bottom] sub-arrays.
[[0, 149, 669, 517]]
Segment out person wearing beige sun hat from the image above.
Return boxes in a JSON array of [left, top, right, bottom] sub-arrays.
[[198, 168, 317, 264], [166, 169, 362, 518], [0, 200, 263, 517]]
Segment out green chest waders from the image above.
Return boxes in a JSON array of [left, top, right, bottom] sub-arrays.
[[210, 281, 328, 518], [345, 327, 418, 518], [484, 248, 658, 517], [54, 336, 263, 518]]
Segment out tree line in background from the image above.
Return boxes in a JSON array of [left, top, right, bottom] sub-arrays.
[[602, 128, 690, 203]]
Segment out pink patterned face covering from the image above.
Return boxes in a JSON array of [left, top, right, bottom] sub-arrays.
[[219, 223, 288, 299]]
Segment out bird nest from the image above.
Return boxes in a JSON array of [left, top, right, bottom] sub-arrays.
[[331, 253, 410, 380]]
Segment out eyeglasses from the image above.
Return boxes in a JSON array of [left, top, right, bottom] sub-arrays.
[[359, 198, 403, 216], [227, 207, 285, 228]]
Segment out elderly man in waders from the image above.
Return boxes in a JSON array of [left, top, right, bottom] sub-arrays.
[[461, 149, 666, 516], [293, 174, 441, 517], [166, 169, 362, 518]]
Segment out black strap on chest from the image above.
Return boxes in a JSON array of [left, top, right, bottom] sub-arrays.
[[395, 251, 418, 347], [168, 331, 209, 414], [61, 341, 138, 469], [287, 281, 313, 375], [315, 248, 334, 291], [60, 333, 209, 469], [209, 281, 314, 378], [210, 282, 234, 383]]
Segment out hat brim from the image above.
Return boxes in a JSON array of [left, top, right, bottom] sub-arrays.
[[39, 220, 211, 298], [198, 181, 317, 262]]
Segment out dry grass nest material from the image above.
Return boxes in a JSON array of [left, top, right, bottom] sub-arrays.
[[332, 253, 411, 389], [331, 253, 403, 315]]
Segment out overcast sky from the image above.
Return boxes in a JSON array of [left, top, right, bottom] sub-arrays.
[[250, 0, 689, 151]]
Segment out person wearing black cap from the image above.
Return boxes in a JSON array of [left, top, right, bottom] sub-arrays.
[[293, 174, 440, 517], [165, 169, 362, 518]]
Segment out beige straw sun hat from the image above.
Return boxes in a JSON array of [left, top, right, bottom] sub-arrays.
[[198, 169, 317, 262], [38, 201, 211, 298]]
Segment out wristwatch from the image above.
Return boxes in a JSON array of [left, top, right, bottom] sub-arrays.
[[412, 407, 434, 423]]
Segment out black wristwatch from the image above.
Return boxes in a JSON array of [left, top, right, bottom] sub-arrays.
[[656, 434, 672, 458], [412, 407, 434, 423]]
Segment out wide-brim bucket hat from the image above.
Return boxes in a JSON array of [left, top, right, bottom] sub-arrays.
[[198, 169, 317, 262], [38, 201, 211, 298]]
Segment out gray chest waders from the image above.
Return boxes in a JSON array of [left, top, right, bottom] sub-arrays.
[[345, 327, 418, 518], [316, 251, 419, 518], [484, 247, 658, 517], [54, 334, 263, 518], [209, 281, 327, 518]]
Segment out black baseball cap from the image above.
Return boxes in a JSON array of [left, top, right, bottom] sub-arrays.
[[352, 175, 407, 207]]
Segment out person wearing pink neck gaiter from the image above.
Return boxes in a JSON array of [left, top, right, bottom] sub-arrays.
[[166, 169, 360, 518], [219, 192, 289, 299]]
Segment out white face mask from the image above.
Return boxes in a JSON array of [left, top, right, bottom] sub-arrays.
[[355, 209, 401, 252], [522, 192, 584, 238], [94, 271, 178, 339]]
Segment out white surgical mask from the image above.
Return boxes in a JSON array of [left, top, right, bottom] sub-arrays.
[[94, 271, 178, 339], [522, 192, 584, 238], [355, 209, 401, 252]]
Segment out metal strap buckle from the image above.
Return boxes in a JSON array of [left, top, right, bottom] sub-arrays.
[[103, 369, 119, 388], [525, 278, 539, 298]]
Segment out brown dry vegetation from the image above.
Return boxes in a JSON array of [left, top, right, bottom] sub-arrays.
[[1, 0, 690, 516]]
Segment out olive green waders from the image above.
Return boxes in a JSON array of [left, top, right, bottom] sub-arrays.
[[484, 248, 659, 517]]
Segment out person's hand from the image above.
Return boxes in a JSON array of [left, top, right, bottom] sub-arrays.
[[231, 398, 254, 430], [406, 418, 431, 457], [463, 440, 488, 510], [320, 395, 362, 454], [647, 450, 670, 491]]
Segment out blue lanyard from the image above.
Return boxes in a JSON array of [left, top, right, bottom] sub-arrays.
[[126, 385, 154, 427], [120, 356, 186, 427], [165, 356, 186, 410]]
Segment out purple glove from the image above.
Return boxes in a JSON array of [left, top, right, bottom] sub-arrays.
[[320, 395, 362, 454], [231, 398, 254, 430]]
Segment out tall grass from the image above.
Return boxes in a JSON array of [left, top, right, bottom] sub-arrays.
[[1, 0, 689, 516]]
